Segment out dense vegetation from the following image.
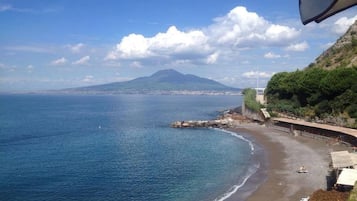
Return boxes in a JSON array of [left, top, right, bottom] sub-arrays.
[[266, 67, 357, 127], [242, 88, 262, 112]]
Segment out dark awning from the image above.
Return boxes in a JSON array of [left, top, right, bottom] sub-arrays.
[[299, 0, 357, 24]]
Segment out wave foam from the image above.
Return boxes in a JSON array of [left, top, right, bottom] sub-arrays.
[[213, 128, 255, 154], [213, 162, 260, 201], [212, 128, 259, 201]]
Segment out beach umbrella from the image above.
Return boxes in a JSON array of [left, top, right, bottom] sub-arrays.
[[299, 0, 357, 24]]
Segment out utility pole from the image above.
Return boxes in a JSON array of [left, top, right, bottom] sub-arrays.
[[256, 67, 259, 89]]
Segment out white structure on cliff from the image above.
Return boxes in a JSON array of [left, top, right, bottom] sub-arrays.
[[255, 88, 266, 105]]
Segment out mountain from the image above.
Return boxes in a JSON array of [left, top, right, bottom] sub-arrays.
[[67, 69, 241, 94], [308, 20, 357, 69]]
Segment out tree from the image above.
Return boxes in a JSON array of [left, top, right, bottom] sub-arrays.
[[320, 67, 357, 98], [265, 67, 357, 124], [243, 88, 262, 112]]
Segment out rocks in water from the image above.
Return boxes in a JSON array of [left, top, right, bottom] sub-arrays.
[[171, 119, 231, 128], [171, 109, 249, 129]]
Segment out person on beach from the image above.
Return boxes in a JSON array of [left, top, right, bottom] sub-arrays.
[[298, 165, 308, 173]]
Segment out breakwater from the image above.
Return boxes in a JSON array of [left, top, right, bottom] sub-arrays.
[[171, 119, 231, 128], [171, 109, 249, 128]]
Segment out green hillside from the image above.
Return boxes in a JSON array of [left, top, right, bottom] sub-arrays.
[[266, 67, 357, 127], [266, 21, 357, 128], [308, 20, 357, 70]]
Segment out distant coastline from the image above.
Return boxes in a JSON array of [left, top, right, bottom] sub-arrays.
[[59, 69, 242, 95], [0, 69, 243, 96], [40, 89, 242, 96]]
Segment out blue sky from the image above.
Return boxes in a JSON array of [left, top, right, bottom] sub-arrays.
[[1, 0, 357, 92]]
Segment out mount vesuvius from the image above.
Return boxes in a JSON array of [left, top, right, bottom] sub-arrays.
[[64, 69, 241, 95]]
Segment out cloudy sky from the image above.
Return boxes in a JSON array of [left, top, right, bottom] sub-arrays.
[[1, 0, 357, 92]]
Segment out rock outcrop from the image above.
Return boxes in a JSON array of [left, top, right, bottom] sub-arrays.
[[171, 108, 250, 128], [311, 20, 357, 69], [171, 119, 231, 128]]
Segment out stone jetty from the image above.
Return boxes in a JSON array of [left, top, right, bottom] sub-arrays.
[[171, 119, 231, 128], [171, 108, 250, 128]]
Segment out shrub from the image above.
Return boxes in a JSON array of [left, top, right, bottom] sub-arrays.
[[266, 67, 357, 126], [243, 88, 262, 112], [348, 181, 357, 201]]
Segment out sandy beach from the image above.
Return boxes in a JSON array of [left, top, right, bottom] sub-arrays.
[[226, 123, 349, 201]]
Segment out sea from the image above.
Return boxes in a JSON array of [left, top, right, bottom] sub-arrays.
[[0, 94, 260, 201]]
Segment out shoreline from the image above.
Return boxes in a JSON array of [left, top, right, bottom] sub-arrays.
[[212, 128, 264, 201], [170, 109, 355, 201], [224, 123, 349, 201]]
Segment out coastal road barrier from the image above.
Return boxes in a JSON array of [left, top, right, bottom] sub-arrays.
[[272, 118, 357, 147]]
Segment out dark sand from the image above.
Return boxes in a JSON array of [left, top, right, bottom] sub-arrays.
[[226, 123, 349, 201]]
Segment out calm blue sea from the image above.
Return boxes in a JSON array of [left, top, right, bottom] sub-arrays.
[[0, 94, 257, 201]]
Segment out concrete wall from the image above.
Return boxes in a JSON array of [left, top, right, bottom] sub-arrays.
[[255, 94, 266, 105], [274, 121, 357, 147], [242, 104, 264, 122]]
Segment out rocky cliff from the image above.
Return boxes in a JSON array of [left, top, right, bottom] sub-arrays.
[[309, 20, 357, 69]]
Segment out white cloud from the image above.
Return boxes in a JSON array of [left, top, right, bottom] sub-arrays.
[[285, 41, 309, 51], [107, 33, 151, 60], [206, 52, 219, 64], [0, 4, 58, 14], [106, 6, 299, 66], [68, 43, 85, 53], [27, 65, 34, 73], [5, 45, 51, 53], [0, 63, 17, 72], [264, 52, 281, 59], [0, 4, 11, 12], [242, 71, 275, 79], [73, 55, 90, 65], [332, 15, 357, 35], [209, 6, 267, 45], [265, 24, 300, 44], [51, 57, 67, 65], [150, 26, 210, 56], [209, 6, 300, 47], [103, 61, 121, 67], [130, 61, 142, 68], [217, 76, 239, 85], [82, 75, 94, 83], [106, 26, 210, 62]]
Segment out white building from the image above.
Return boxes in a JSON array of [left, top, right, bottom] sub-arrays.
[[255, 88, 266, 105]]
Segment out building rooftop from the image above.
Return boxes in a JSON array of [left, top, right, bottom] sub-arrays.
[[337, 168, 357, 186], [331, 151, 354, 169]]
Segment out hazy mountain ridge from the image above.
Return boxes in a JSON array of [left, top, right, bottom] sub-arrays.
[[66, 69, 241, 95], [309, 20, 357, 69]]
